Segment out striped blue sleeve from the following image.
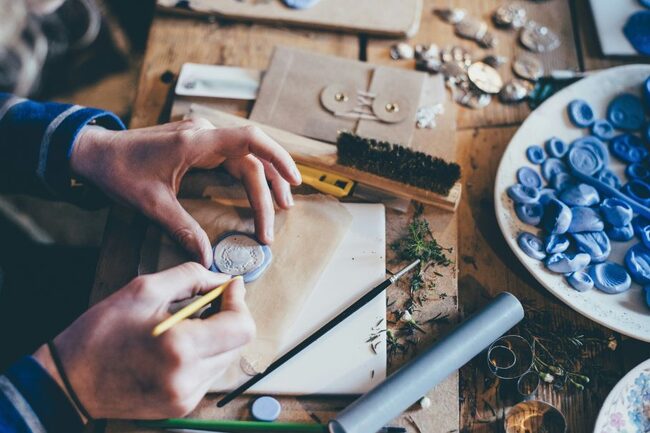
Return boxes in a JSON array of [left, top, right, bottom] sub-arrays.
[[0, 93, 125, 207], [1, 357, 83, 433]]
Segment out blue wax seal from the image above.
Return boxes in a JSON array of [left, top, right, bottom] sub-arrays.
[[625, 243, 650, 284], [567, 99, 595, 127], [589, 262, 632, 294], [597, 169, 622, 189], [567, 207, 604, 233], [607, 93, 646, 130], [641, 0, 650, 8], [567, 270, 594, 292], [632, 215, 650, 238], [251, 396, 281, 422], [573, 231, 611, 263], [546, 252, 590, 274], [644, 286, 650, 309], [623, 11, 650, 56], [541, 157, 568, 181], [626, 162, 650, 180], [590, 119, 615, 141], [211, 231, 272, 283], [566, 146, 603, 177], [545, 234, 570, 254], [559, 183, 599, 207], [517, 232, 546, 260], [644, 123, 650, 145], [607, 223, 635, 242], [541, 198, 572, 234], [570, 136, 609, 166], [549, 172, 573, 192], [526, 145, 546, 164], [507, 184, 540, 204], [645, 76, 650, 111], [600, 198, 633, 227], [282, 0, 321, 9], [545, 137, 568, 158], [517, 166, 543, 189], [641, 226, 650, 249], [539, 188, 558, 205], [610, 133, 647, 163], [515, 202, 544, 226], [621, 179, 650, 206]]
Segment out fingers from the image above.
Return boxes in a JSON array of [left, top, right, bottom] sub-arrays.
[[224, 156, 275, 244], [145, 262, 231, 302], [262, 159, 294, 209]]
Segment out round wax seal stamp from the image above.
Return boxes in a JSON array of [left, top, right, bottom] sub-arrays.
[[211, 231, 272, 283]]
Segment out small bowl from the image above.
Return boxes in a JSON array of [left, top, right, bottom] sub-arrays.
[[504, 400, 567, 433]]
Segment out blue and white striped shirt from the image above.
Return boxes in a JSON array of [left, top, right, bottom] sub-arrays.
[[0, 93, 125, 432]]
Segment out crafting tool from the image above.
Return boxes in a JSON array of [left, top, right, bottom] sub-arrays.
[[297, 164, 354, 198], [151, 276, 241, 337], [328, 292, 524, 433], [217, 260, 421, 407]]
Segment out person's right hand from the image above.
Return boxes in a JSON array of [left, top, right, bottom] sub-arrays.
[[33, 263, 256, 420]]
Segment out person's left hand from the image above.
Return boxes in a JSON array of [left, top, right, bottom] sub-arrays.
[[69, 118, 302, 268]]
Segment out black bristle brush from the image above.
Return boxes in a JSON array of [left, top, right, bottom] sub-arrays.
[[336, 132, 461, 196]]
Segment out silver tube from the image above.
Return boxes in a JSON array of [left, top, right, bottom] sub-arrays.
[[329, 292, 524, 433]]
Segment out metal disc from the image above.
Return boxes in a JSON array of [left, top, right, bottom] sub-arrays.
[[520, 21, 561, 53], [213, 233, 265, 276], [468, 61, 504, 94], [512, 54, 544, 81]]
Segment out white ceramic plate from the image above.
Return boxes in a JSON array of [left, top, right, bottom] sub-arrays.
[[494, 64, 650, 342], [593, 358, 650, 433]]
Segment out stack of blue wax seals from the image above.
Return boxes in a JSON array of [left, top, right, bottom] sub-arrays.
[[507, 75, 650, 309], [211, 232, 272, 283]]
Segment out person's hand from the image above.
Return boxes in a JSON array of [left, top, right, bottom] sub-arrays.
[[33, 262, 255, 420], [69, 119, 302, 267]]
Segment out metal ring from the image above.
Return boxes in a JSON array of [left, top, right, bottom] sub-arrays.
[[504, 400, 567, 433], [486, 335, 534, 380], [487, 345, 517, 372], [516, 370, 540, 400]]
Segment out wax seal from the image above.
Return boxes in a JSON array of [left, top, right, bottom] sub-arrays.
[[212, 231, 272, 283]]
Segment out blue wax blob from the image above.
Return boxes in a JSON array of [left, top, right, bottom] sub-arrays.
[[566, 146, 603, 177], [644, 286, 650, 309], [590, 119, 616, 141], [626, 162, 650, 180], [632, 216, 650, 238], [571, 136, 610, 166], [607, 223, 635, 242], [644, 123, 650, 145], [625, 243, 650, 285], [573, 231, 611, 263], [607, 93, 646, 130], [541, 199, 572, 234], [645, 76, 650, 111], [622, 179, 650, 206], [282, 0, 321, 8], [515, 202, 544, 225], [545, 234, 570, 254], [567, 271, 594, 292], [251, 396, 282, 422], [545, 137, 568, 158], [641, 0, 650, 8], [567, 99, 595, 127], [600, 198, 634, 227], [597, 169, 622, 189], [546, 252, 590, 274], [517, 167, 543, 189], [559, 183, 599, 207], [623, 11, 650, 56], [589, 262, 632, 294], [211, 231, 272, 283], [568, 207, 604, 233], [541, 158, 568, 181], [549, 172, 573, 192], [507, 184, 540, 204], [641, 226, 650, 249], [539, 188, 558, 205], [526, 145, 547, 164], [517, 232, 546, 260], [610, 134, 647, 163]]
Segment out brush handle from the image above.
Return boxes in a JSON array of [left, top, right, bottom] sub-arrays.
[[187, 104, 461, 212], [137, 419, 326, 432]]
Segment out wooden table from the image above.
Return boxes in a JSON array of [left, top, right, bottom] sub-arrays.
[[91, 1, 650, 432]]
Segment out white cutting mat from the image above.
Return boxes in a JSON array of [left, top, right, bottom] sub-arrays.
[[589, 0, 646, 57]]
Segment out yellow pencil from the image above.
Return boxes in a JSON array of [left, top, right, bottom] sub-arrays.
[[152, 276, 242, 337]]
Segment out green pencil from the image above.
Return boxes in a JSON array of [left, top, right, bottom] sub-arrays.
[[136, 418, 327, 432]]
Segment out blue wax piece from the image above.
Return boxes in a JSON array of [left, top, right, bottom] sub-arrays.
[[567, 99, 595, 127], [546, 252, 590, 274], [507, 184, 540, 204], [626, 162, 650, 180], [545, 234, 570, 254], [568, 207, 604, 233], [526, 145, 547, 164], [641, 0, 650, 8], [282, 0, 321, 8], [567, 270, 594, 292], [545, 137, 568, 158], [589, 262, 632, 294], [633, 215, 650, 237], [573, 231, 611, 263], [566, 146, 603, 177], [590, 119, 616, 141], [559, 183, 599, 207], [571, 136, 610, 166], [251, 396, 282, 422], [541, 199, 572, 234], [645, 76, 650, 111], [517, 232, 546, 260], [623, 11, 650, 56], [515, 202, 544, 226], [625, 243, 650, 284], [600, 198, 633, 227], [550, 172, 573, 192], [621, 179, 650, 206], [607, 223, 635, 242], [607, 93, 646, 130], [539, 188, 558, 205], [644, 286, 650, 309], [644, 123, 650, 145], [517, 167, 543, 189], [641, 225, 650, 249], [211, 232, 272, 283], [610, 134, 647, 163], [541, 158, 568, 181], [597, 169, 622, 189]]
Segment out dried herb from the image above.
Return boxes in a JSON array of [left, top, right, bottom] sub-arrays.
[[391, 217, 453, 267]]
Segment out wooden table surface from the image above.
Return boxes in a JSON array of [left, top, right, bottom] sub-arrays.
[[91, 1, 650, 432]]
